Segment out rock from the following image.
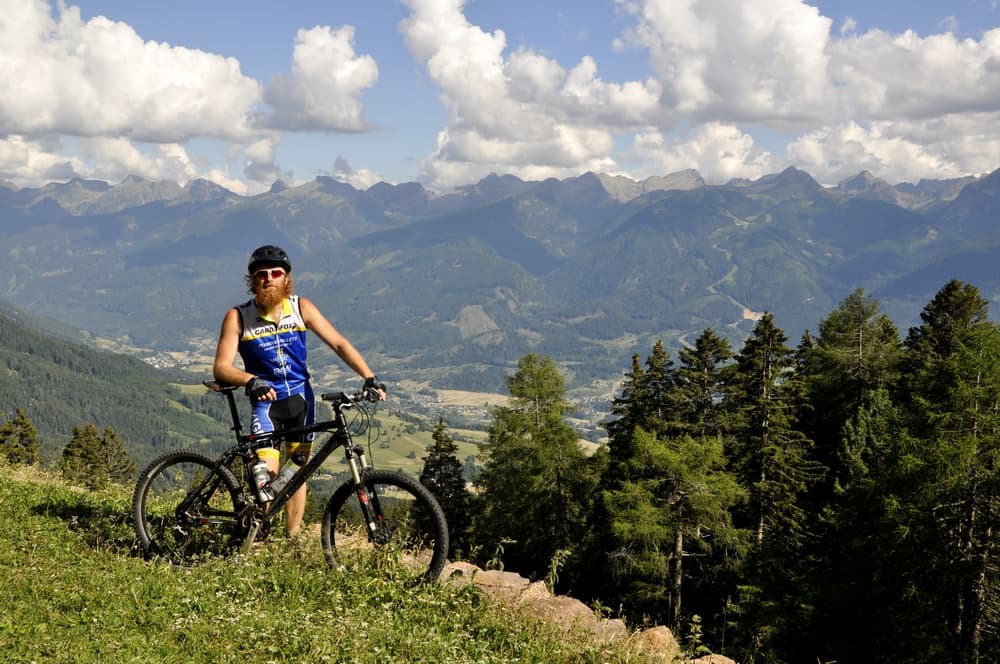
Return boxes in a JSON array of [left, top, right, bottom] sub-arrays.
[[628, 626, 683, 662]]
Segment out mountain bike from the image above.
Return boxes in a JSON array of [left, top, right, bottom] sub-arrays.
[[132, 381, 449, 583]]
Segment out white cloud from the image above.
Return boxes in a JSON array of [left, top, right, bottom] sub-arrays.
[[242, 136, 288, 188], [400, 0, 661, 189], [0, 133, 254, 192], [828, 28, 1000, 120], [788, 115, 1000, 185], [403, 0, 1000, 189], [632, 124, 781, 182], [262, 25, 378, 131], [327, 155, 383, 190], [3, 0, 999, 192], [0, 1, 261, 142], [620, 0, 835, 124], [0, 1, 379, 191]]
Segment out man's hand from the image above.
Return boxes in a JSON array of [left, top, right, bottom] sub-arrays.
[[245, 377, 274, 400], [363, 375, 387, 401]]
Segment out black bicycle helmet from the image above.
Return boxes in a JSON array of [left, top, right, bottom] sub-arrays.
[[248, 245, 291, 274]]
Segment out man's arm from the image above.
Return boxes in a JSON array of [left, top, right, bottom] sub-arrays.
[[299, 296, 379, 382], [212, 307, 277, 400]]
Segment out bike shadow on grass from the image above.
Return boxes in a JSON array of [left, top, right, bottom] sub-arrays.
[[30, 497, 138, 556]]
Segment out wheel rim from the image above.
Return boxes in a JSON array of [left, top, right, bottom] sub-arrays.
[[139, 457, 240, 563]]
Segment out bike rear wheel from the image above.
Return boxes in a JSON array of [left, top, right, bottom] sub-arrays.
[[133, 450, 245, 564], [321, 469, 449, 583]]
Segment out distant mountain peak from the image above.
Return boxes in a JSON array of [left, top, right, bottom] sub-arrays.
[[595, 170, 704, 202], [728, 166, 822, 196], [838, 170, 893, 193], [314, 175, 359, 198], [183, 178, 235, 202]]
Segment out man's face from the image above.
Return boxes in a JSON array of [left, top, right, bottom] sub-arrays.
[[252, 266, 290, 307]]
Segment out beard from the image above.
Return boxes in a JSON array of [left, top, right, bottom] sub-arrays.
[[255, 283, 286, 310]]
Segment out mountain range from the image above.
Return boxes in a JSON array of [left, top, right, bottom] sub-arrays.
[[2, 166, 998, 404]]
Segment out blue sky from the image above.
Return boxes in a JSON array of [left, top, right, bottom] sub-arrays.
[[1, 0, 998, 193]]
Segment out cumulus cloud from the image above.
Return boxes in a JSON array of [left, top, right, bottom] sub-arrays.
[[402, 0, 1000, 188], [632, 124, 781, 182], [828, 28, 1000, 120], [262, 25, 378, 132], [4, 0, 999, 192], [620, 0, 835, 124], [400, 0, 659, 188], [0, 1, 261, 142], [242, 136, 288, 187], [788, 114, 1000, 185], [0, 1, 379, 192]]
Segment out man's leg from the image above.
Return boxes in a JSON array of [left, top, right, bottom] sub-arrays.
[[284, 441, 311, 537]]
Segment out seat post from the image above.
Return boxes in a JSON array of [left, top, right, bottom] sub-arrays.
[[204, 381, 245, 439]]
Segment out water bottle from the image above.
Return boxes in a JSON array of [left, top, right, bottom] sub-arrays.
[[268, 452, 307, 495], [251, 460, 274, 502]]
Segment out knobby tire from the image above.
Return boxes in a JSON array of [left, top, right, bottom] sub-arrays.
[[321, 469, 449, 584], [132, 449, 244, 564]]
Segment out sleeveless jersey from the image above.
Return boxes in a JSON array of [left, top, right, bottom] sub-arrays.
[[235, 295, 310, 401]]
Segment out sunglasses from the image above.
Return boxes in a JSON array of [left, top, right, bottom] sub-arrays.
[[253, 268, 287, 280]]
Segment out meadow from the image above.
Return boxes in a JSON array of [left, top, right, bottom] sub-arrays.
[[0, 462, 639, 663]]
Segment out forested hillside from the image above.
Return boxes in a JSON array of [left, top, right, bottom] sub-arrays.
[[0, 310, 231, 467], [457, 280, 1000, 664]]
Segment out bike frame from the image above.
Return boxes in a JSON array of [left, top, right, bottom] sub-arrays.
[[204, 381, 379, 542]]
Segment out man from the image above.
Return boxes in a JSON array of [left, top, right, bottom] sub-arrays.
[[213, 244, 384, 537]]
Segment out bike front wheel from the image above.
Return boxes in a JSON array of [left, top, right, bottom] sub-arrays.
[[322, 469, 449, 583], [133, 449, 245, 564]]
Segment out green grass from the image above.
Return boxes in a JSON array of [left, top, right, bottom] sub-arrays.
[[0, 462, 635, 663]]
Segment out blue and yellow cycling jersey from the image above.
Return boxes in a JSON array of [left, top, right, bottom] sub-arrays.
[[235, 295, 310, 401]]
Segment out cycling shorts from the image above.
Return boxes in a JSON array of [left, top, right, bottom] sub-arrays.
[[250, 388, 315, 454]]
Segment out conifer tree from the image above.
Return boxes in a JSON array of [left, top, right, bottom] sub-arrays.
[[0, 408, 41, 465], [418, 417, 472, 557], [604, 353, 645, 480], [604, 341, 675, 481], [671, 328, 732, 438], [474, 353, 602, 580], [793, 289, 906, 661], [890, 281, 1000, 663], [802, 287, 902, 487], [724, 313, 819, 659], [61, 424, 136, 490], [602, 427, 743, 630], [593, 339, 743, 635], [726, 313, 816, 547]]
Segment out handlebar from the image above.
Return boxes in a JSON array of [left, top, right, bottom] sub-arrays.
[[204, 381, 385, 405]]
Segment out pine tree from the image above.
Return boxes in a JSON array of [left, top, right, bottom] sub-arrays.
[[604, 341, 675, 481], [890, 281, 1000, 663], [474, 353, 602, 580], [0, 408, 41, 465], [418, 417, 472, 557], [602, 427, 744, 630], [793, 289, 906, 661], [592, 339, 744, 635], [726, 313, 816, 548], [672, 328, 733, 438], [724, 313, 820, 659], [803, 288, 902, 485], [61, 424, 136, 490]]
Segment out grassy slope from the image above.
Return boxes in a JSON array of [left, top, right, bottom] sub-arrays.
[[0, 463, 634, 663]]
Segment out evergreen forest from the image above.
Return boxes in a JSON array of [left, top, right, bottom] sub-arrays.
[[0, 310, 232, 465], [436, 279, 998, 663]]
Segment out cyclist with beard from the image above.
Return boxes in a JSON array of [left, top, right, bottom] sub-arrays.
[[213, 244, 384, 538]]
